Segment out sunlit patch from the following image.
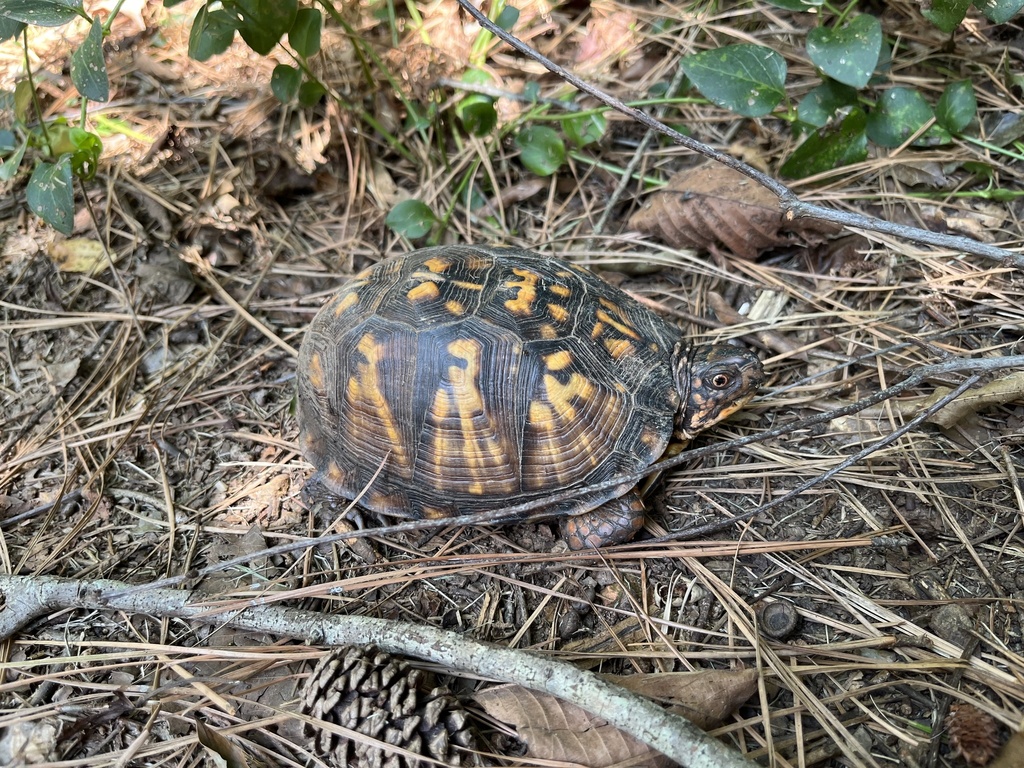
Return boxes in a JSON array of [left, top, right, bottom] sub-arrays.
[[543, 349, 573, 371], [407, 280, 440, 302], [423, 256, 450, 273], [332, 290, 360, 316], [547, 303, 569, 323], [503, 268, 539, 315]]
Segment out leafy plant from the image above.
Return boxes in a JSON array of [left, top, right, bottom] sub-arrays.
[[0, 0, 109, 234], [674, 1, 1023, 178]]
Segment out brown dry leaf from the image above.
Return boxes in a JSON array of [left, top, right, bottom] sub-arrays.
[[48, 238, 110, 274], [991, 728, 1024, 768], [474, 683, 672, 768], [629, 163, 839, 258], [195, 719, 252, 768], [575, 7, 641, 76], [603, 669, 758, 730]]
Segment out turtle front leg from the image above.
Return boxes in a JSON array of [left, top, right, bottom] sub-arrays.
[[562, 492, 645, 550]]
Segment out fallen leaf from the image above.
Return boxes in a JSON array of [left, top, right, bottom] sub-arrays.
[[196, 719, 252, 768], [475, 683, 672, 768], [575, 9, 641, 76], [48, 238, 110, 274], [603, 669, 758, 730], [629, 163, 839, 258]]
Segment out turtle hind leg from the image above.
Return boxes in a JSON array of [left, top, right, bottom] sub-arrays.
[[562, 492, 645, 550]]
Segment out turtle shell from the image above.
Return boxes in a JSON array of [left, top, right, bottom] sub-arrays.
[[297, 245, 760, 526]]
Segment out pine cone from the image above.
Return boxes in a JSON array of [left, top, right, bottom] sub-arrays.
[[946, 702, 1001, 766], [301, 645, 478, 768]]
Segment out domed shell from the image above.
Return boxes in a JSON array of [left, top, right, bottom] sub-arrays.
[[296, 245, 688, 521]]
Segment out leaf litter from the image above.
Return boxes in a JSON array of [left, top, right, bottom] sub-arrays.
[[0, 1, 1022, 766]]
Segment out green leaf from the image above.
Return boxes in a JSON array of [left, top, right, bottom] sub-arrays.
[[27, 156, 74, 234], [867, 87, 950, 147], [234, 0, 297, 56], [13, 79, 32, 123], [48, 124, 102, 180], [563, 112, 607, 147], [386, 200, 436, 239], [288, 7, 321, 58], [0, 14, 25, 41], [455, 95, 497, 136], [974, 0, 1024, 23], [70, 18, 108, 101], [189, 5, 236, 61], [921, 0, 971, 32], [935, 80, 976, 133], [515, 125, 565, 176], [806, 15, 881, 89], [781, 109, 868, 178], [0, 129, 15, 151], [270, 64, 300, 102], [797, 80, 858, 127], [495, 5, 519, 30], [0, 0, 83, 26], [0, 140, 26, 181], [297, 80, 326, 106], [680, 44, 786, 118], [764, 0, 823, 8]]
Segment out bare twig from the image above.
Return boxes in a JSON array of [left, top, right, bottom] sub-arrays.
[[0, 573, 758, 768], [455, 0, 1024, 269]]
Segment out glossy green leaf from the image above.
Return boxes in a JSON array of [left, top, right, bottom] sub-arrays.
[[288, 8, 321, 58], [781, 109, 868, 178], [563, 112, 607, 147], [27, 156, 74, 234], [935, 80, 976, 133], [270, 64, 300, 102], [681, 44, 786, 118], [515, 125, 565, 176], [797, 80, 858, 127], [0, 0, 82, 26], [297, 80, 326, 106], [0, 14, 25, 40], [456, 95, 497, 136], [867, 87, 950, 147], [921, 0, 971, 32], [386, 199, 436, 239], [806, 15, 881, 89], [495, 5, 519, 30], [234, 0, 297, 55], [0, 140, 26, 181], [189, 5, 236, 61], [974, 0, 1024, 23], [70, 18, 108, 101]]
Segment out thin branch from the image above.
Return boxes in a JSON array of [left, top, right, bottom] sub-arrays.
[[454, 0, 1024, 269], [0, 574, 758, 768]]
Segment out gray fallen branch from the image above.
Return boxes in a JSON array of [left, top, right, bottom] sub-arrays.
[[0, 573, 758, 768]]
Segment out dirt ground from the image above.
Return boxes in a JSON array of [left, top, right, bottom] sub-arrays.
[[1, 1, 1022, 766]]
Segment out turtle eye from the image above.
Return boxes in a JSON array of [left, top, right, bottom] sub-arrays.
[[710, 371, 733, 389]]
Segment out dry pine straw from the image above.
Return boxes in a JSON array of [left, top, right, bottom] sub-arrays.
[[1, 0, 1023, 766]]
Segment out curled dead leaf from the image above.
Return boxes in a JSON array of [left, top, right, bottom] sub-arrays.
[[48, 238, 110, 274], [629, 163, 839, 258]]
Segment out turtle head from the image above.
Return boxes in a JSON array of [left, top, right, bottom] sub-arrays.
[[673, 344, 764, 441]]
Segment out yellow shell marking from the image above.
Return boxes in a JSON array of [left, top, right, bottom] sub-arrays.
[[504, 268, 539, 316], [407, 280, 440, 302], [423, 256, 450, 273], [446, 299, 466, 315], [428, 338, 515, 494], [603, 338, 635, 360], [550, 283, 571, 298], [333, 290, 360, 316], [345, 333, 410, 470], [326, 461, 346, 486], [543, 371, 595, 421], [596, 309, 640, 339], [547, 303, 569, 323], [307, 351, 326, 392], [543, 349, 573, 371], [540, 324, 559, 339]]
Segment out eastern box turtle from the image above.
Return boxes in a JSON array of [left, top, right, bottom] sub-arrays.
[[297, 245, 763, 549]]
